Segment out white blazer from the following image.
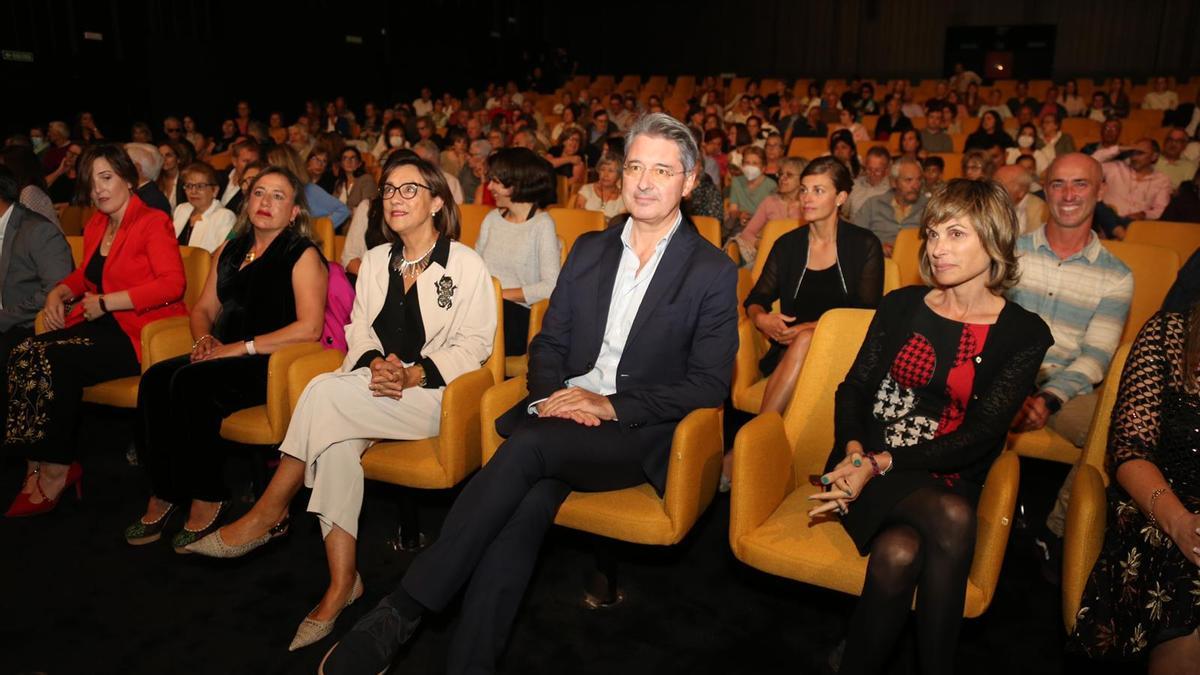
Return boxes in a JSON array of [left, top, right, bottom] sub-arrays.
[[172, 201, 237, 253], [342, 239, 496, 385]]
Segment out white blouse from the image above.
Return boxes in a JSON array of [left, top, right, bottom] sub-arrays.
[[576, 184, 626, 220], [172, 201, 237, 252]]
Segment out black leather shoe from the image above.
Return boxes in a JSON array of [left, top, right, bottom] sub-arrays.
[[317, 597, 421, 675]]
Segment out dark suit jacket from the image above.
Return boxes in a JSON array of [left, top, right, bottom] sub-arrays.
[[497, 217, 740, 493], [0, 203, 74, 332], [136, 181, 173, 217]]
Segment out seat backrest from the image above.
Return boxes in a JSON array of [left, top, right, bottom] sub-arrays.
[[787, 137, 828, 159], [750, 219, 801, 282], [178, 246, 212, 309], [66, 235, 84, 267], [692, 215, 721, 248], [1124, 220, 1200, 269], [547, 207, 605, 257], [333, 235, 346, 263], [883, 257, 901, 293], [312, 217, 336, 262], [59, 205, 95, 236], [458, 204, 492, 248], [1100, 240, 1179, 343], [780, 309, 875, 476], [208, 151, 233, 171], [486, 277, 505, 384], [933, 153, 964, 180], [1078, 342, 1132, 481], [891, 227, 923, 287]]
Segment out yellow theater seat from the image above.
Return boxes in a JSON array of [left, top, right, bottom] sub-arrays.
[[1062, 343, 1130, 633], [504, 299, 547, 379], [458, 204, 492, 248], [1123, 220, 1200, 270], [691, 215, 721, 248], [66, 236, 84, 267], [729, 308, 1021, 618], [218, 342, 325, 446], [891, 227, 923, 287], [883, 257, 900, 293], [480, 374, 723, 554], [787, 137, 828, 159], [312, 217, 336, 263], [333, 235, 346, 264], [547, 207, 605, 257]]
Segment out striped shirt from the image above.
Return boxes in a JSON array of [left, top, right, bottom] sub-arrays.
[[1006, 226, 1132, 403]]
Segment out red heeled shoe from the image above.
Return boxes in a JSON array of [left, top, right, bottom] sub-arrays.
[[4, 462, 83, 517]]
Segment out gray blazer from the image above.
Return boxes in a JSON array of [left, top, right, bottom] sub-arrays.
[[0, 203, 74, 332], [853, 190, 929, 245]]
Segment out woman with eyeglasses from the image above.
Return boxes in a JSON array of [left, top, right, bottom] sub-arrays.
[[265, 144, 351, 230], [332, 146, 378, 211], [187, 154, 495, 652], [125, 166, 328, 550], [474, 147, 560, 358], [172, 162, 237, 252]]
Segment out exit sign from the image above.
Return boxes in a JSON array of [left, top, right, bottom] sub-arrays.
[[1, 50, 34, 62]]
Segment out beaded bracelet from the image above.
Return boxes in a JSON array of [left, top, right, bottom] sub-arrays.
[[192, 334, 214, 350], [1148, 487, 1168, 528]]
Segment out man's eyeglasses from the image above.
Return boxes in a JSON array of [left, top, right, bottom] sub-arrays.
[[623, 162, 686, 182], [381, 182, 432, 199]]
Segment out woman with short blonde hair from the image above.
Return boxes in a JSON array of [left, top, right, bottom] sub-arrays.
[[811, 178, 1050, 674]]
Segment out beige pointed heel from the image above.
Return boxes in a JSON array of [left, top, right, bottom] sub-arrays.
[[288, 572, 364, 652]]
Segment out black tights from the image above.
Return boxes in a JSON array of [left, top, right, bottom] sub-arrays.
[[839, 487, 977, 675]]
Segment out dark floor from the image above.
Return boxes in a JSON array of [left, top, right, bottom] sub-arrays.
[[0, 406, 1145, 675]]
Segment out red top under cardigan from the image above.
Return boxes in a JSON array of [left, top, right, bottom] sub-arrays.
[[59, 195, 188, 362]]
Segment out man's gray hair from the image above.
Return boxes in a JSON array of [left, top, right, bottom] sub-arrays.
[[124, 142, 164, 181], [891, 155, 922, 180], [413, 139, 440, 161], [623, 112, 700, 175]]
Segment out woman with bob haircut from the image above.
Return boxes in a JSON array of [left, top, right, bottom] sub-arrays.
[[186, 154, 496, 653], [809, 178, 1053, 674], [4, 143, 187, 517], [125, 166, 328, 551], [474, 146, 560, 357]]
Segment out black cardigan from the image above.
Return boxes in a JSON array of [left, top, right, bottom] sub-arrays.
[[744, 219, 884, 319], [833, 285, 1053, 484]]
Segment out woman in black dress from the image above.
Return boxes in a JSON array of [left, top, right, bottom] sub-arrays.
[[809, 179, 1053, 675], [1068, 306, 1200, 671], [123, 166, 328, 551], [744, 156, 883, 415]]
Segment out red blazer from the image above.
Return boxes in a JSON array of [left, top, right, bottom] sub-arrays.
[[60, 195, 187, 362]]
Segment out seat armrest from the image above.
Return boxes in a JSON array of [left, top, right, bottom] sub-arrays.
[[662, 407, 724, 542], [481, 375, 529, 465], [285, 348, 345, 416], [968, 450, 1020, 613], [436, 367, 495, 483], [729, 411, 796, 550], [732, 317, 761, 401], [140, 316, 192, 372], [1062, 463, 1107, 633]]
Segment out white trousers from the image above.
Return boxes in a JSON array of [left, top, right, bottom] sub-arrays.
[[279, 368, 443, 539]]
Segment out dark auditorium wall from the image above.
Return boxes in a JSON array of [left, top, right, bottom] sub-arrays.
[[1, 0, 1198, 137]]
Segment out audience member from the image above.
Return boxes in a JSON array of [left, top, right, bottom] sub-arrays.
[[172, 162, 237, 252], [1006, 123, 1052, 174], [4, 144, 187, 517], [837, 109, 870, 144], [921, 156, 946, 197], [575, 152, 626, 220], [217, 138, 261, 214], [919, 107, 953, 154], [994, 164, 1048, 234], [1093, 139, 1173, 229], [1142, 76, 1179, 111], [1155, 127, 1197, 191], [77, 112, 105, 144], [0, 146, 60, 227], [1108, 79, 1132, 118], [410, 140, 463, 204], [896, 128, 925, 162], [744, 156, 882, 416], [1162, 167, 1200, 223], [854, 156, 927, 255], [1040, 112, 1076, 158], [156, 141, 193, 211], [545, 128, 586, 189], [961, 150, 994, 181], [44, 141, 83, 205], [332, 146, 378, 210], [128, 165, 327, 554], [265, 144, 351, 229], [846, 147, 892, 221], [1007, 153, 1133, 563], [474, 148, 560, 357], [1080, 118, 1122, 156], [964, 110, 1012, 152], [1038, 86, 1068, 121], [828, 129, 863, 180], [726, 145, 778, 240], [762, 133, 786, 181], [124, 142, 173, 217], [1058, 80, 1087, 118], [40, 121, 72, 174], [874, 94, 913, 141], [1007, 81, 1039, 118], [0, 164, 74, 422], [813, 178, 1051, 675], [735, 156, 806, 265], [978, 89, 1012, 119], [458, 139, 492, 205]]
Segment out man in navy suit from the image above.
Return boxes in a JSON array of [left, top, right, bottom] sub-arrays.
[[321, 113, 739, 675]]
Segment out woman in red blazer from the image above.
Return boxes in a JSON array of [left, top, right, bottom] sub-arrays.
[[4, 143, 187, 517]]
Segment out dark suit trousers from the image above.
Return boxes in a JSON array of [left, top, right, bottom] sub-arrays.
[[136, 354, 270, 503], [399, 416, 651, 675]]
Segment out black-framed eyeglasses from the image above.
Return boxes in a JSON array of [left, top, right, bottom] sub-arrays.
[[381, 182, 432, 199], [183, 182, 217, 191]]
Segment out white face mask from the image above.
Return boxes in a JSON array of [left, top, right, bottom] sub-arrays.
[[1018, 135, 1035, 148], [31, 137, 47, 152], [742, 165, 763, 181], [388, 135, 404, 148]]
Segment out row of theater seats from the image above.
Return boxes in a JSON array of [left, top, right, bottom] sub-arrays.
[[51, 204, 1191, 624]]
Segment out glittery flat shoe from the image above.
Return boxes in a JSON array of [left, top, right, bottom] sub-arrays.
[[171, 501, 230, 554], [288, 572, 364, 651], [186, 514, 290, 558]]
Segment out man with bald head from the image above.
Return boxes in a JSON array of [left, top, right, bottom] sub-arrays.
[[1155, 127, 1198, 191], [994, 164, 1047, 234], [1007, 153, 1133, 568]]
